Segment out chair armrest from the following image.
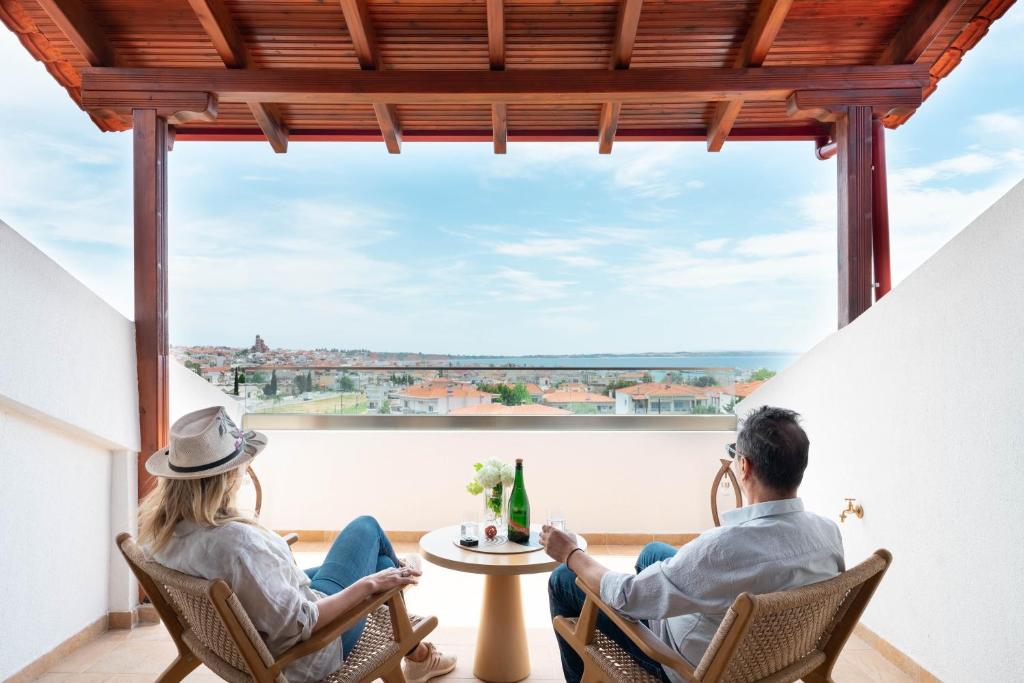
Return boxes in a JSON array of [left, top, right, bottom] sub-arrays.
[[268, 587, 403, 676], [573, 578, 699, 682], [281, 533, 299, 546]]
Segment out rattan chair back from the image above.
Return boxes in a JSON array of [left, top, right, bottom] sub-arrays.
[[693, 549, 893, 683], [117, 533, 284, 683]]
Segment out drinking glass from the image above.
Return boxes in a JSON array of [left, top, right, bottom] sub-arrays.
[[460, 516, 479, 540], [547, 508, 566, 532]]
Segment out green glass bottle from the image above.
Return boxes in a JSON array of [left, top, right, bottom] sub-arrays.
[[508, 458, 531, 544]]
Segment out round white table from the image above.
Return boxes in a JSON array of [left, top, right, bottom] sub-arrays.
[[419, 524, 587, 682]]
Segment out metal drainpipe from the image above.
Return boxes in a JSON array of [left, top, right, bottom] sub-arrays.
[[871, 118, 892, 300], [815, 139, 837, 160]]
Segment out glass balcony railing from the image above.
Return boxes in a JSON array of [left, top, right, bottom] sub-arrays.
[[209, 365, 756, 419]]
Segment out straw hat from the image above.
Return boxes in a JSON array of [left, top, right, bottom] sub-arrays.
[[145, 406, 267, 479]]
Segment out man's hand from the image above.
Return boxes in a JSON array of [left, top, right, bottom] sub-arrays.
[[359, 566, 422, 594], [540, 524, 579, 564]]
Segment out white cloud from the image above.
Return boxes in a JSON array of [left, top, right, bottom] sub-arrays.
[[491, 267, 575, 301], [695, 238, 730, 253]]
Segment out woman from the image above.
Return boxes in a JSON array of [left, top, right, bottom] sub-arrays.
[[139, 406, 456, 683]]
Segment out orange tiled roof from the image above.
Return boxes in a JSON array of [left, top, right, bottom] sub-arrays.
[[399, 381, 493, 399], [449, 403, 572, 416], [541, 390, 614, 404], [617, 382, 713, 399]]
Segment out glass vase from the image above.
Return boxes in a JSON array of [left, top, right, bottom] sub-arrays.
[[481, 483, 507, 543]]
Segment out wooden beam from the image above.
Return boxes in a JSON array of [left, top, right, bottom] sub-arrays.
[[707, 0, 792, 152], [185, 0, 289, 152], [836, 105, 874, 328], [787, 88, 922, 122], [247, 101, 289, 153], [492, 103, 508, 154], [487, 0, 506, 154], [339, 0, 380, 70], [877, 0, 966, 65], [34, 0, 115, 66], [132, 108, 169, 498], [186, 0, 248, 68], [82, 65, 932, 107], [486, 0, 504, 71], [598, 0, 643, 154], [340, 0, 402, 153]]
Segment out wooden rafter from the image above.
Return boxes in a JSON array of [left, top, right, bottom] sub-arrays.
[[82, 65, 932, 107], [487, 0, 506, 154], [339, 0, 402, 153], [598, 0, 643, 154], [877, 0, 967, 65], [185, 0, 288, 153], [706, 0, 792, 152], [34, 0, 115, 66]]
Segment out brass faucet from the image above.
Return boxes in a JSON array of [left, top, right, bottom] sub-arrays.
[[839, 498, 863, 523]]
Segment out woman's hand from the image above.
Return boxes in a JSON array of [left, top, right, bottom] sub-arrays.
[[359, 566, 422, 595], [539, 524, 578, 564]]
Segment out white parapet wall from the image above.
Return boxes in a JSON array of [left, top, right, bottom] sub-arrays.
[[248, 428, 736, 535], [736, 180, 1024, 681], [0, 220, 140, 680]]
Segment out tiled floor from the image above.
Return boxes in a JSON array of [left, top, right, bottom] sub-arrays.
[[31, 543, 914, 683]]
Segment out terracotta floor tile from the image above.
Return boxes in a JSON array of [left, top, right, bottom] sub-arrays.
[[45, 637, 125, 673], [83, 639, 180, 675]]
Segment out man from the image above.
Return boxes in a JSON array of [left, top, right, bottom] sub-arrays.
[[540, 406, 844, 683]]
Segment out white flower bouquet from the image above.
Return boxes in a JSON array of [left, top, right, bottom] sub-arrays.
[[466, 458, 515, 518]]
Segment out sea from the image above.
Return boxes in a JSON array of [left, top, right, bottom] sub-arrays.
[[452, 353, 798, 373]]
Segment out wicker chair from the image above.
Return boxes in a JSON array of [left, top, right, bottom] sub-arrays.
[[553, 549, 892, 683], [117, 533, 437, 683]]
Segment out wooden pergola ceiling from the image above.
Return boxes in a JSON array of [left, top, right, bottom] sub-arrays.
[[1, 0, 1016, 154]]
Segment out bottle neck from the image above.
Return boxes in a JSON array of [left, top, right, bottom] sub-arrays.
[[513, 464, 524, 488]]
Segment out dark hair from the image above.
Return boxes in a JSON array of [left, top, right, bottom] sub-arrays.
[[736, 406, 809, 493]]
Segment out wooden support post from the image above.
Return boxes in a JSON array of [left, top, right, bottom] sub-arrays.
[[133, 108, 169, 498], [871, 117, 892, 300], [835, 105, 874, 327]]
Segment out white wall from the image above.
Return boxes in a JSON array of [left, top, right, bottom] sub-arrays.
[[736, 180, 1024, 681], [170, 358, 244, 424], [249, 429, 734, 534], [0, 220, 139, 680]]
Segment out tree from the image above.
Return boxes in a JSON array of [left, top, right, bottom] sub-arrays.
[[641, 372, 654, 383], [605, 379, 638, 395], [251, 372, 265, 384], [238, 370, 246, 385], [687, 374, 717, 387], [263, 370, 278, 397], [379, 399, 391, 414], [507, 382, 532, 406], [749, 367, 777, 381], [233, 368, 239, 396], [306, 371, 314, 392], [337, 373, 356, 392], [185, 360, 203, 376]]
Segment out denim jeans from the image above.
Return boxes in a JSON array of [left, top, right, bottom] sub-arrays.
[[548, 542, 677, 683], [302, 515, 400, 655]]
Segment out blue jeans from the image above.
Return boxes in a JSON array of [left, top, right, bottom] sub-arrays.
[[548, 542, 677, 683], [302, 516, 399, 655]]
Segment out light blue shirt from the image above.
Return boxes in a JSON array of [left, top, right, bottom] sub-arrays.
[[599, 498, 844, 681]]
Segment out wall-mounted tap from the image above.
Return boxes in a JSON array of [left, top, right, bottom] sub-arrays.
[[839, 498, 863, 523]]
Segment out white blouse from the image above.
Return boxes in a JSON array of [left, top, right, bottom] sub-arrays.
[[146, 520, 342, 682]]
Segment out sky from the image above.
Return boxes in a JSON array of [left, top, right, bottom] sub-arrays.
[[1, 7, 1023, 356]]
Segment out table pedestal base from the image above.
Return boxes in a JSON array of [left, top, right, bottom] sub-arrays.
[[473, 574, 530, 682]]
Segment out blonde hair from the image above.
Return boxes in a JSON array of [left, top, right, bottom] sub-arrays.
[[139, 467, 262, 552]]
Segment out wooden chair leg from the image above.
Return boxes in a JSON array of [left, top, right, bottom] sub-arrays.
[[581, 663, 602, 683], [381, 663, 407, 683], [155, 652, 201, 683], [802, 665, 834, 683]]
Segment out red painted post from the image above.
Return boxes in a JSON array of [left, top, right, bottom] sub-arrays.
[[871, 118, 892, 300]]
